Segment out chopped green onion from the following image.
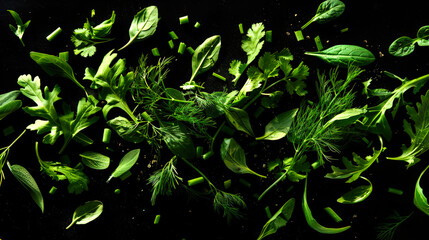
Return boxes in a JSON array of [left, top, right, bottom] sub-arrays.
[[324, 207, 343, 223], [106, 146, 114, 152], [3, 126, 15, 136], [91, 9, 95, 18], [119, 171, 132, 181], [266, 30, 272, 42], [154, 214, 161, 224], [114, 189, 121, 194], [239, 178, 251, 188], [388, 187, 404, 196], [224, 179, 232, 189], [265, 206, 272, 218], [314, 35, 323, 51], [294, 30, 304, 42], [238, 23, 244, 34], [188, 176, 204, 186], [194, 22, 201, 28], [58, 51, 69, 61], [46, 27, 62, 41], [202, 151, 214, 160], [221, 125, 235, 136], [102, 128, 111, 144], [151, 47, 160, 57], [49, 186, 57, 195], [178, 42, 186, 55], [141, 111, 153, 122], [168, 40, 174, 49], [179, 15, 189, 25], [311, 160, 322, 170], [186, 46, 195, 55], [340, 28, 349, 33], [196, 146, 204, 158], [253, 106, 265, 119], [169, 31, 179, 40], [212, 72, 226, 81]]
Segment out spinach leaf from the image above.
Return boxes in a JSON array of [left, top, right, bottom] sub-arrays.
[[387, 89, 429, 167], [66, 200, 103, 229], [107, 149, 140, 182], [303, 177, 351, 234], [0, 90, 22, 120], [7, 10, 31, 47], [119, 6, 159, 51], [8, 163, 44, 212], [256, 108, 298, 140], [337, 177, 373, 204], [305, 45, 375, 67], [257, 198, 295, 240], [80, 151, 110, 170], [220, 138, 265, 178], [389, 25, 429, 56], [414, 164, 429, 216], [417, 25, 429, 46], [301, 0, 345, 30], [30, 52, 86, 93], [225, 107, 254, 136]]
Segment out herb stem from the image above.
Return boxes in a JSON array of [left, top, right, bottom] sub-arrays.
[[181, 157, 216, 192]]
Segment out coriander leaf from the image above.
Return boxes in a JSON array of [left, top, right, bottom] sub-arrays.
[[0, 90, 22, 120], [257, 198, 295, 240], [7, 10, 31, 47], [258, 52, 279, 77], [73, 45, 96, 58], [228, 60, 246, 83], [66, 200, 103, 229], [242, 22, 265, 65], [235, 66, 265, 102]]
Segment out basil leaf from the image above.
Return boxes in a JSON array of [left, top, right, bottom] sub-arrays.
[[119, 6, 158, 51], [257, 198, 295, 240], [256, 108, 298, 140], [80, 151, 110, 170], [337, 177, 373, 204], [107, 116, 146, 143], [220, 138, 265, 178], [414, 164, 429, 216], [301, 0, 345, 30], [225, 107, 254, 136], [66, 200, 103, 229], [305, 45, 375, 67], [189, 35, 221, 82], [8, 163, 44, 213], [107, 149, 140, 182], [0, 90, 22, 120], [388, 36, 416, 57]]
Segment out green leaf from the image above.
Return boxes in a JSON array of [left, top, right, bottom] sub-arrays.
[[228, 60, 246, 83], [107, 149, 140, 182], [189, 35, 221, 82], [301, 0, 345, 30], [257, 198, 295, 240], [242, 22, 265, 65], [66, 200, 103, 229], [220, 138, 265, 178], [337, 177, 373, 204], [8, 10, 30, 46], [235, 66, 265, 102], [225, 107, 254, 136], [80, 151, 110, 170], [29, 52, 86, 92], [324, 108, 367, 128], [414, 164, 429, 216], [305, 45, 375, 67], [388, 36, 416, 57], [8, 164, 44, 213], [303, 177, 351, 234], [119, 6, 158, 51], [256, 108, 298, 140], [165, 88, 186, 101], [325, 136, 384, 183], [417, 25, 429, 46], [107, 116, 146, 143], [0, 90, 22, 120], [261, 91, 284, 109], [162, 123, 195, 160]]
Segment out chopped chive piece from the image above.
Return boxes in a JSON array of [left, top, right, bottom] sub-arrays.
[[46, 27, 62, 41], [58, 51, 69, 61], [388, 187, 404, 195], [324, 207, 343, 223], [265, 206, 272, 218], [239, 178, 251, 188], [154, 214, 161, 224], [196, 146, 204, 158], [152, 47, 160, 57], [286, 185, 294, 192], [188, 176, 204, 186], [221, 125, 235, 136], [224, 179, 232, 189], [314, 35, 323, 51], [238, 23, 244, 34], [253, 106, 265, 119], [179, 15, 189, 25], [202, 151, 214, 160], [266, 30, 272, 42], [194, 22, 201, 28], [178, 42, 186, 55], [3, 126, 15, 136], [340, 28, 349, 33], [311, 160, 322, 170], [114, 189, 121, 194], [49, 186, 57, 195], [106, 146, 114, 152], [186, 46, 195, 55], [102, 128, 111, 144], [294, 30, 304, 41], [168, 40, 174, 49], [141, 111, 153, 122], [169, 31, 179, 40], [212, 72, 226, 81], [119, 171, 132, 181]]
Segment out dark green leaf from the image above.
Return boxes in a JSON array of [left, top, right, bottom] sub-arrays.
[[162, 123, 195, 160], [9, 164, 44, 212], [0, 90, 22, 120], [80, 151, 110, 170], [66, 200, 103, 229], [225, 107, 254, 136], [189, 35, 221, 82], [257, 198, 295, 240], [414, 164, 429, 216], [305, 45, 375, 67], [388, 36, 416, 57], [107, 116, 146, 143], [301, 0, 345, 30], [417, 26, 429, 46], [256, 108, 298, 140]]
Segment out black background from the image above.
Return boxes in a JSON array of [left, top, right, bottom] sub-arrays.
[[1, 0, 429, 240]]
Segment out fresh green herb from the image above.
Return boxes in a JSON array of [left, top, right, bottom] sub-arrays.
[[154, 214, 161, 224], [80, 151, 110, 170], [0, 130, 27, 187], [114, 188, 120, 194], [238, 23, 244, 34], [224, 179, 232, 189], [7, 10, 31, 47], [102, 128, 111, 143], [314, 35, 323, 50], [178, 42, 186, 55], [257, 198, 295, 240], [301, 0, 345, 30], [148, 156, 182, 205], [225, 107, 254, 136], [305, 44, 375, 67], [414, 164, 429, 215], [168, 39, 174, 49], [337, 176, 373, 204], [264, 206, 272, 218], [152, 47, 160, 57], [66, 200, 103, 229], [168, 31, 178, 40], [59, 51, 69, 61], [0, 90, 22, 120], [46, 27, 62, 41], [389, 25, 429, 57], [186, 46, 195, 54], [324, 207, 343, 223], [119, 6, 159, 51], [107, 149, 140, 182], [49, 186, 57, 194], [294, 30, 304, 41], [212, 72, 226, 81], [179, 15, 189, 25], [266, 30, 272, 42], [376, 211, 413, 240], [194, 21, 201, 28], [188, 176, 204, 186], [256, 108, 298, 140]]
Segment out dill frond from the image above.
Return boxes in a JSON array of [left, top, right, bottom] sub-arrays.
[[148, 157, 182, 205], [213, 190, 247, 223], [376, 211, 413, 240]]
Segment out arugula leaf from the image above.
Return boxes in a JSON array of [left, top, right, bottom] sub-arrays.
[[337, 177, 373, 204], [7, 10, 31, 47], [66, 200, 103, 229], [414, 164, 429, 215], [387, 89, 429, 167], [325, 136, 384, 183], [0, 90, 22, 120], [84, 50, 137, 123], [257, 198, 295, 240]]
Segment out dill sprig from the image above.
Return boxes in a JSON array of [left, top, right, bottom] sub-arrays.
[[214, 190, 247, 223], [376, 211, 413, 240]]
